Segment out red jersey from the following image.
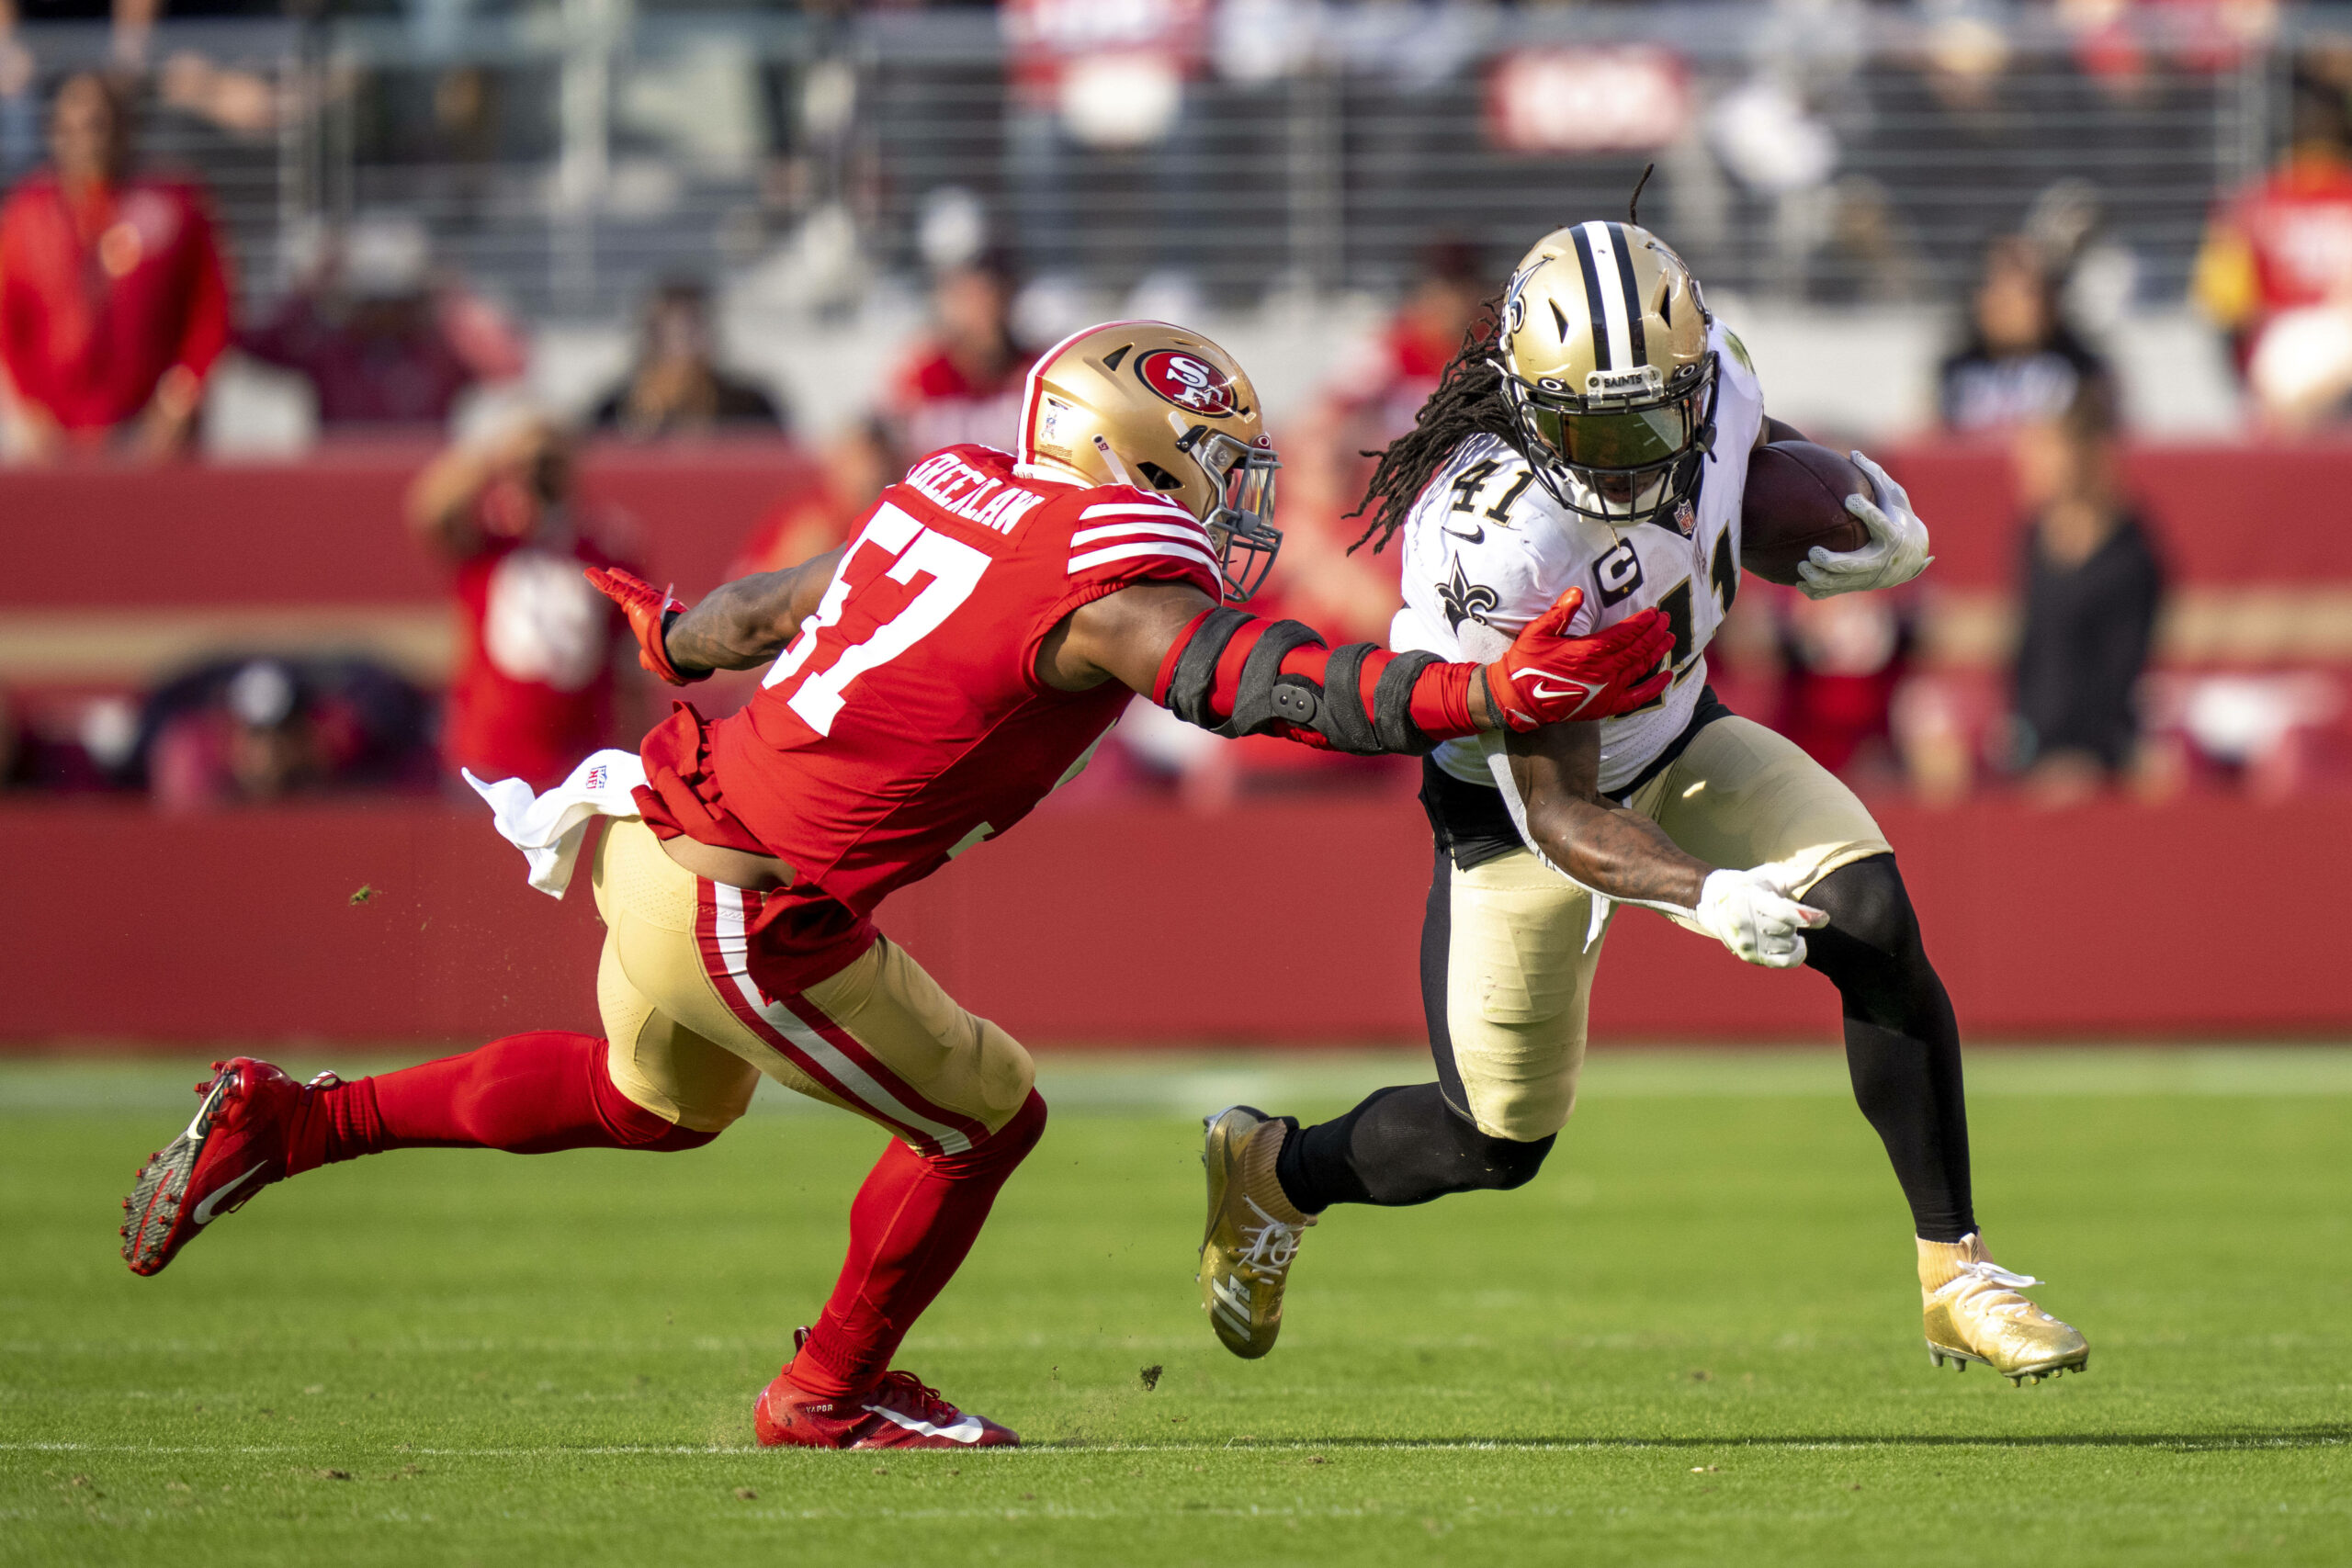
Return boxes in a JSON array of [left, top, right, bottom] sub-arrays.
[[1002, 0, 1209, 102], [639, 444, 1220, 921], [0, 171, 231, 431], [447, 528, 632, 790], [2213, 155, 2352, 317], [1327, 314, 1460, 449], [886, 346, 1026, 457]]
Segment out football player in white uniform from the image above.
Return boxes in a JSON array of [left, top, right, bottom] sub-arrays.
[[1197, 221, 2088, 1387]]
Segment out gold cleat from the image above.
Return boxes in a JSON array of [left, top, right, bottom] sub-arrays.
[[1919, 1234, 2089, 1384], [1196, 1105, 1313, 1359]]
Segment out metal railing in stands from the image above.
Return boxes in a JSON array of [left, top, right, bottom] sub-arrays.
[[0, 5, 2328, 322]]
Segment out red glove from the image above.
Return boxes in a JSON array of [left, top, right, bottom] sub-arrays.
[[1481, 588, 1673, 732], [584, 566, 707, 686]]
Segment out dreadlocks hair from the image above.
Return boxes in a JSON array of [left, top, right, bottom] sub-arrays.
[[1347, 296, 1526, 555]]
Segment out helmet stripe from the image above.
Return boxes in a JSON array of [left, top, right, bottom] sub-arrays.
[[1606, 221, 1646, 367], [1579, 220, 1634, 377], [1567, 222, 1614, 372]]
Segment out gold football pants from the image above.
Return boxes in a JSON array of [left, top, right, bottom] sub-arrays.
[[588, 817, 1035, 1156], [1437, 716, 1891, 1143]]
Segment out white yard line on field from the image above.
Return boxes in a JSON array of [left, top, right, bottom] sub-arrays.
[[7, 1047, 2352, 1116], [6, 1433, 2343, 1460]]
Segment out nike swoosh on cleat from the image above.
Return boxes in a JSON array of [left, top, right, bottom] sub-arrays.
[[191, 1164, 266, 1225], [863, 1404, 985, 1444]]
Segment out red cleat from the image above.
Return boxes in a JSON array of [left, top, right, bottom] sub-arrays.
[[120, 1057, 320, 1277], [752, 1329, 1019, 1450]]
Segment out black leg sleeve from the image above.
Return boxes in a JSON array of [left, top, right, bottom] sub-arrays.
[[1802, 853, 1976, 1242], [1274, 1083, 1554, 1213]]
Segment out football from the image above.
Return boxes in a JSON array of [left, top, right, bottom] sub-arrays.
[[1740, 441, 1872, 585]]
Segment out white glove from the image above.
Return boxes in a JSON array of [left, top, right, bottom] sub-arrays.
[[1692, 862, 1831, 968], [1795, 450, 1933, 601]]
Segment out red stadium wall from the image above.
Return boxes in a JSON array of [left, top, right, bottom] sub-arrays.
[[3, 793, 2345, 1047], [9, 437, 2352, 612], [6, 438, 2351, 1046]]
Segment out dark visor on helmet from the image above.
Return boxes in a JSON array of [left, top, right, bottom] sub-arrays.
[[1517, 365, 1714, 473]]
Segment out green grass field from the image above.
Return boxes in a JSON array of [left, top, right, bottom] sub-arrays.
[[5, 1047, 2348, 1567]]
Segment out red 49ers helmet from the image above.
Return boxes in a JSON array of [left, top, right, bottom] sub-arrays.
[[1015, 320, 1281, 602]]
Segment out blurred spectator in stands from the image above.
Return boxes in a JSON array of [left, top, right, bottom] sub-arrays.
[[0, 685, 137, 791], [1260, 239, 1483, 649], [2065, 0, 2280, 97], [0, 71, 228, 461], [1937, 234, 2113, 434], [408, 413, 640, 790], [1002, 0, 1209, 287], [0, 4, 39, 182], [239, 215, 526, 430], [2194, 74, 2352, 428], [591, 278, 783, 441], [141, 655, 436, 812], [728, 415, 893, 578], [1771, 590, 1915, 786], [0, 686, 27, 788], [1302, 238, 1483, 489], [883, 254, 1028, 457], [2007, 379, 2165, 805]]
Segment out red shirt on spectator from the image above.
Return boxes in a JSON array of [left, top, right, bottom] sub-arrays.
[[1327, 313, 1461, 450], [2195, 151, 2352, 344], [238, 288, 526, 427], [445, 528, 633, 790], [885, 344, 1025, 457], [0, 170, 231, 431], [1002, 0, 1209, 102]]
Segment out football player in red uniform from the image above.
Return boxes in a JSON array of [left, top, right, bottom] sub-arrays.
[[119, 321, 1676, 1450]]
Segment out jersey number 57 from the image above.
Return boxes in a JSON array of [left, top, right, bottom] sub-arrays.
[[763, 502, 991, 736]]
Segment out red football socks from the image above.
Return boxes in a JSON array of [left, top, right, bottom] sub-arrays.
[[786, 1089, 1049, 1400], [288, 1030, 711, 1173], [288, 1035, 1046, 1404]]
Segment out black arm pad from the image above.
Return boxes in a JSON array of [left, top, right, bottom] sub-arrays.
[[1165, 606, 1252, 731], [1163, 610, 1444, 756], [1218, 619, 1325, 739]]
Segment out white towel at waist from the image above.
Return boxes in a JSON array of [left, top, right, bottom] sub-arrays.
[[463, 748, 649, 898]]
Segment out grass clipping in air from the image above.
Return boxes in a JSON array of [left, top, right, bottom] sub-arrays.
[[2, 1048, 2347, 1566]]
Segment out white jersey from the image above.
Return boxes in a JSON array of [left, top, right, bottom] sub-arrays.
[[1393, 317, 1766, 795]]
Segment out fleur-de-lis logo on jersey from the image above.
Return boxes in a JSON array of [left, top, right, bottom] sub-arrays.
[[1438, 557, 1499, 632]]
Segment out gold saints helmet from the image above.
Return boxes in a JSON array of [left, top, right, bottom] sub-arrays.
[[1497, 220, 1716, 531], [1016, 320, 1281, 601]]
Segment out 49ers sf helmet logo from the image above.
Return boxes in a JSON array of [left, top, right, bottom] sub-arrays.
[[1135, 348, 1238, 417]]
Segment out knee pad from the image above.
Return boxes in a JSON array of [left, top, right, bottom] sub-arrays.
[[951, 1088, 1047, 1174], [600, 1003, 760, 1136], [1804, 854, 1947, 1027], [968, 1016, 1037, 1127], [1804, 853, 1920, 963], [588, 1043, 728, 1151], [1460, 1121, 1555, 1190]]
